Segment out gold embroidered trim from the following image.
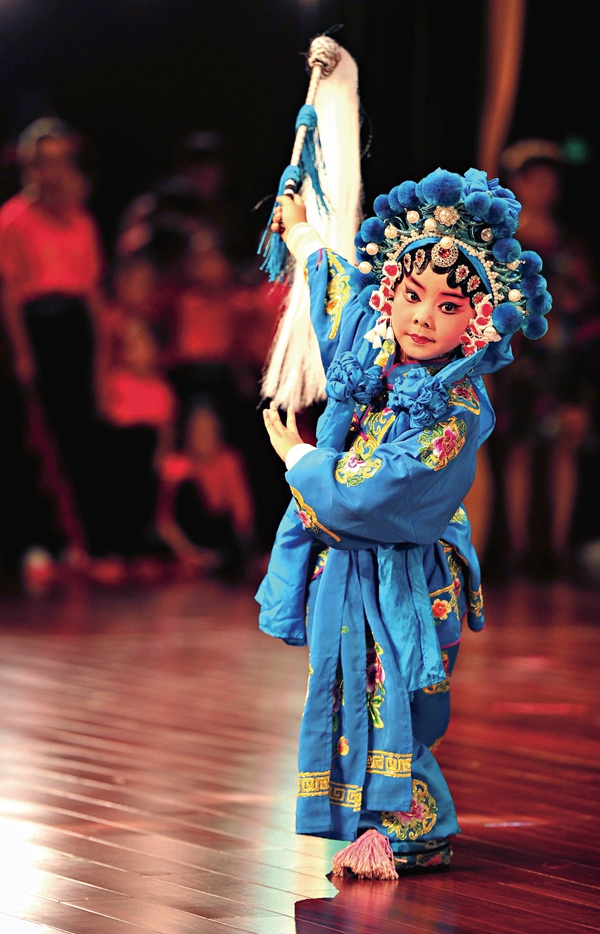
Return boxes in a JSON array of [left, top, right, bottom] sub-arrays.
[[325, 251, 350, 340], [329, 781, 362, 811], [366, 750, 412, 778], [297, 770, 330, 797]]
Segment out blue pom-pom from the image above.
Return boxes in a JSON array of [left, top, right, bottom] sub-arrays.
[[357, 284, 378, 309], [485, 197, 508, 224], [527, 291, 552, 315], [520, 250, 543, 276], [420, 169, 464, 206], [520, 274, 547, 299], [388, 186, 402, 213], [360, 217, 386, 243], [354, 231, 366, 250], [522, 314, 549, 339], [350, 267, 376, 292], [492, 302, 524, 335], [493, 237, 521, 264], [373, 194, 391, 219], [464, 191, 489, 217], [396, 180, 419, 208], [492, 220, 519, 239]]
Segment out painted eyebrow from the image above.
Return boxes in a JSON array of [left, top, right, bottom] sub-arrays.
[[440, 290, 469, 299], [404, 274, 424, 291]]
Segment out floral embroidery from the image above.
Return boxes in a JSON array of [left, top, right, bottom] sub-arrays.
[[325, 251, 351, 340], [431, 598, 452, 621], [290, 487, 341, 541], [335, 451, 383, 486], [470, 585, 484, 618], [381, 779, 438, 840], [423, 650, 451, 694], [388, 370, 449, 428], [311, 548, 330, 581], [335, 408, 396, 487], [418, 417, 467, 471], [448, 377, 480, 415], [366, 640, 386, 729], [337, 736, 350, 756], [450, 505, 468, 524]]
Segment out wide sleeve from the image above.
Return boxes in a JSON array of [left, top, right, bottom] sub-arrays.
[[284, 402, 481, 549]]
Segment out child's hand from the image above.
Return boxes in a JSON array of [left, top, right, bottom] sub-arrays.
[[263, 401, 304, 462], [270, 194, 307, 243]]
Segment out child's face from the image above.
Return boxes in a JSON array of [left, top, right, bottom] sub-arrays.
[[391, 264, 474, 360]]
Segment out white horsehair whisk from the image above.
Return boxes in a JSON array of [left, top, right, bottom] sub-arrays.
[[259, 34, 363, 412]]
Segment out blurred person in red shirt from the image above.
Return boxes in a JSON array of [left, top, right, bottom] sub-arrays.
[[156, 399, 253, 581], [89, 317, 178, 580], [0, 118, 106, 563]]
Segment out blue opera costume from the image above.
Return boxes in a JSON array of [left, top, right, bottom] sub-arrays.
[[257, 169, 551, 871]]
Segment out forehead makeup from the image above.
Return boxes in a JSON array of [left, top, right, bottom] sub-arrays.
[[404, 272, 469, 301]]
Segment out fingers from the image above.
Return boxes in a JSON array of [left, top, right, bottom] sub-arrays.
[[286, 408, 297, 434], [262, 402, 297, 437]]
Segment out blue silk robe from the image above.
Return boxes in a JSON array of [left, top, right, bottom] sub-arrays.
[[257, 247, 513, 858]]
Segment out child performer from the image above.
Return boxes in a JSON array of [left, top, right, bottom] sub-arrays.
[[258, 168, 551, 878]]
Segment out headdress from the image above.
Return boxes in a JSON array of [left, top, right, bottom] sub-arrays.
[[351, 168, 552, 357]]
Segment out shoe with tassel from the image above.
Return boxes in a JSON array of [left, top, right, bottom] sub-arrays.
[[331, 829, 398, 880]]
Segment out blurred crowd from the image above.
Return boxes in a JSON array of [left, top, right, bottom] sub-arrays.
[[0, 118, 291, 592], [0, 120, 598, 594]]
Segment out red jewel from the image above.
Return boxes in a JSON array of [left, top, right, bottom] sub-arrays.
[[370, 292, 381, 308]]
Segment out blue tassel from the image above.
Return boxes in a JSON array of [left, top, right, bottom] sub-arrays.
[[258, 164, 302, 283], [258, 105, 330, 284], [296, 105, 328, 215]]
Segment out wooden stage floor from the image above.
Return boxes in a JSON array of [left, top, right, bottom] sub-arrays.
[[1, 578, 599, 934]]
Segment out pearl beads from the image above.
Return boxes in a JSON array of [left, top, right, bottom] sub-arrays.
[[507, 259, 520, 270], [384, 224, 398, 238], [406, 210, 420, 224], [423, 218, 438, 233], [439, 235, 453, 249], [508, 288, 522, 302], [358, 261, 372, 274], [481, 228, 493, 242], [365, 242, 379, 255]]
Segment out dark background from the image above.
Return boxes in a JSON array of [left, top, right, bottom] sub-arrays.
[[0, 0, 595, 252]]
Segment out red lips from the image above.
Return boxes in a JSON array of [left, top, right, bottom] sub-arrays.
[[409, 333, 433, 344]]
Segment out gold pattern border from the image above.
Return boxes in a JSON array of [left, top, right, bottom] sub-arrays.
[[329, 781, 362, 811], [366, 750, 412, 778], [297, 770, 330, 798]]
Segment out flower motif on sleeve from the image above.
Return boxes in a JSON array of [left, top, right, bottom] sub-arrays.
[[334, 451, 383, 486], [290, 487, 341, 542], [418, 417, 467, 470], [388, 370, 449, 428], [447, 378, 480, 415]]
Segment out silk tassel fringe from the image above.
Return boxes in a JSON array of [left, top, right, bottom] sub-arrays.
[[331, 829, 398, 881]]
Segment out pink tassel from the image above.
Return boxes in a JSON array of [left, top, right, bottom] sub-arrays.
[[331, 829, 398, 880]]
